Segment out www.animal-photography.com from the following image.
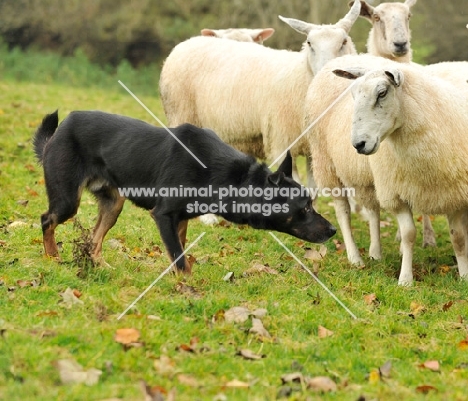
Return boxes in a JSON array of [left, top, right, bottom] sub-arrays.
[[1, 1, 467, 400]]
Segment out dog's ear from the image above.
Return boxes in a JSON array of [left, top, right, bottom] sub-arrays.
[[268, 171, 285, 186], [277, 151, 293, 178]]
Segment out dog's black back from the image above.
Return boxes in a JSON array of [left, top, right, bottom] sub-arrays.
[[35, 110, 335, 271]]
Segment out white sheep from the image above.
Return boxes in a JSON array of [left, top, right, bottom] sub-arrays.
[[159, 0, 362, 183], [200, 27, 275, 44], [331, 54, 468, 285]]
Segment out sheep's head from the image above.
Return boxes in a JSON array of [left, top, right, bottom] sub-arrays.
[[279, 0, 360, 75], [354, 0, 417, 61], [200, 28, 275, 44], [333, 67, 404, 155]]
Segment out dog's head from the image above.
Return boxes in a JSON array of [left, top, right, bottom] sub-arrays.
[[255, 152, 336, 243]]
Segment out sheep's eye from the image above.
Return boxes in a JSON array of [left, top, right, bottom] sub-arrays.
[[342, 38, 348, 47], [378, 89, 387, 99], [408, 13, 412, 19], [373, 14, 380, 22]]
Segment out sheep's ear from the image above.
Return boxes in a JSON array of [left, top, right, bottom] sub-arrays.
[[276, 150, 293, 178], [385, 70, 404, 87], [252, 28, 275, 43], [353, 1, 374, 22], [405, 0, 417, 8], [201, 29, 217, 37], [333, 68, 366, 80], [278, 15, 316, 35], [268, 171, 285, 186]]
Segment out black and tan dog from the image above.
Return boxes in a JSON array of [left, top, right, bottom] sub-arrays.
[[34, 110, 335, 273]]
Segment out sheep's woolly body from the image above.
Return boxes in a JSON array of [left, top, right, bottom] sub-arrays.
[[160, 36, 312, 160], [368, 66, 468, 215]]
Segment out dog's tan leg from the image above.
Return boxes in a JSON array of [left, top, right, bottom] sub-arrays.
[[91, 195, 125, 265], [41, 212, 60, 259], [178, 220, 188, 249]]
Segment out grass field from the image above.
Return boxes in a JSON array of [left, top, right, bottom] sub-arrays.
[[1, 78, 468, 401]]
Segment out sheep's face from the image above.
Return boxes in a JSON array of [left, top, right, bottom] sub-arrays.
[[360, 1, 416, 60], [305, 28, 356, 75], [333, 68, 404, 155]]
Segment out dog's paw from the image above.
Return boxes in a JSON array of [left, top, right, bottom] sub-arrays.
[[198, 214, 218, 225]]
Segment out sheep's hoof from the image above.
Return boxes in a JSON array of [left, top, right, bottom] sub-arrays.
[[397, 279, 413, 287], [422, 236, 436, 248]]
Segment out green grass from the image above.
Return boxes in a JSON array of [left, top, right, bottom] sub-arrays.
[[1, 79, 468, 401]]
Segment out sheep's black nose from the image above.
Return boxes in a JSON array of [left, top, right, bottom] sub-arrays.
[[394, 41, 407, 52], [354, 141, 366, 154]]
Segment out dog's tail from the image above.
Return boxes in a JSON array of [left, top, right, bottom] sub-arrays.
[[33, 110, 59, 164]]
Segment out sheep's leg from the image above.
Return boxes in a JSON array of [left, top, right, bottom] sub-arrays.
[[395, 205, 416, 286], [446, 211, 468, 280], [291, 160, 302, 184], [333, 196, 364, 266], [367, 206, 382, 260], [305, 156, 317, 191], [422, 214, 436, 248]]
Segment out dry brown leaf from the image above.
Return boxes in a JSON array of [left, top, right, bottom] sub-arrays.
[[36, 310, 58, 317], [332, 239, 346, 253], [59, 287, 84, 308], [242, 263, 278, 276], [410, 301, 426, 316], [140, 380, 167, 401], [416, 385, 438, 394], [379, 360, 392, 378], [55, 359, 102, 386], [177, 373, 199, 387], [318, 325, 334, 338], [442, 301, 454, 312], [458, 339, 468, 350], [154, 355, 176, 376], [114, 328, 140, 345], [280, 372, 304, 384], [363, 293, 378, 305], [175, 282, 202, 299], [249, 318, 271, 339], [236, 349, 265, 360], [224, 306, 251, 323], [224, 379, 250, 388], [304, 245, 327, 261], [306, 376, 337, 392], [419, 360, 440, 372]]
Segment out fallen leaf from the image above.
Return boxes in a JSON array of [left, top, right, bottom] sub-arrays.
[[212, 309, 225, 322], [8, 221, 27, 229], [410, 301, 426, 316], [36, 310, 58, 317], [224, 379, 250, 388], [140, 380, 166, 401], [416, 385, 438, 394], [368, 370, 380, 383], [26, 187, 39, 197], [153, 355, 175, 376], [318, 325, 334, 338], [223, 272, 235, 282], [236, 349, 265, 360], [224, 306, 251, 323], [442, 300, 454, 311], [419, 360, 440, 372], [55, 359, 102, 386], [175, 282, 202, 299], [304, 245, 327, 261], [379, 361, 392, 378], [242, 263, 278, 276], [306, 376, 337, 392], [364, 293, 378, 306], [114, 328, 140, 345], [251, 308, 268, 318], [176, 373, 199, 387], [59, 287, 84, 308], [458, 339, 468, 350], [280, 372, 304, 384], [16, 199, 29, 207], [249, 317, 271, 339], [333, 239, 346, 253]]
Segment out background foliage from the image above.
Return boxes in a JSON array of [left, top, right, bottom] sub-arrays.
[[0, 0, 466, 71]]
